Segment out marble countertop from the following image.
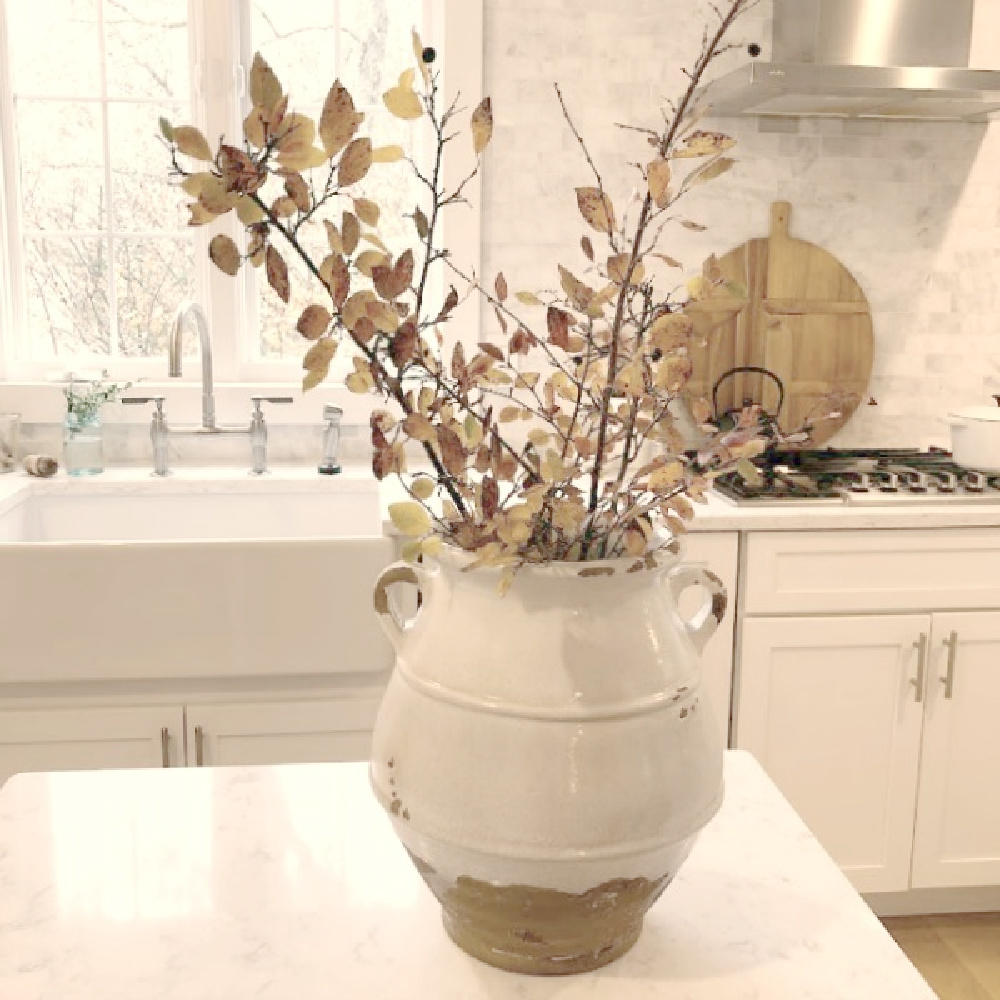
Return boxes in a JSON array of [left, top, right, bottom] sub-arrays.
[[2, 465, 999, 533], [0, 751, 936, 999]]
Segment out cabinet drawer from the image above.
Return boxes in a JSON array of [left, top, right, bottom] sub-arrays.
[[744, 528, 1000, 614]]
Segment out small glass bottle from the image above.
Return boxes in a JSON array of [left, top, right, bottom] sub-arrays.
[[63, 378, 105, 476], [318, 404, 343, 475]]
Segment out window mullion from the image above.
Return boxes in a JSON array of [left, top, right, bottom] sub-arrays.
[[95, 0, 118, 363]]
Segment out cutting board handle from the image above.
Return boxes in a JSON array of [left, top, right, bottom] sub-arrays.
[[771, 201, 791, 240]]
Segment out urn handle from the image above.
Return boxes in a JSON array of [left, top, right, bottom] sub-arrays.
[[373, 560, 428, 652], [668, 565, 728, 653]]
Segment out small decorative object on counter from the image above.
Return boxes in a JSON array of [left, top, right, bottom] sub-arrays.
[[164, 0, 851, 976], [0, 412, 20, 473], [62, 372, 133, 477], [318, 404, 342, 475], [22, 454, 58, 478]]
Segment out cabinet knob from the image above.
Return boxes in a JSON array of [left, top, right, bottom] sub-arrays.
[[194, 725, 205, 766], [160, 727, 170, 767]]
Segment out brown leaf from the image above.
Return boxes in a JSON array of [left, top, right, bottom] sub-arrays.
[[235, 196, 265, 226], [174, 126, 213, 162], [243, 107, 266, 148], [434, 286, 459, 324], [438, 425, 467, 479], [680, 219, 707, 232], [285, 173, 310, 212], [271, 195, 298, 217], [647, 157, 671, 208], [389, 320, 418, 366], [353, 197, 380, 227], [651, 252, 683, 268], [341, 212, 361, 256], [343, 290, 377, 330], [581, 236, 594, 261], [451, 340, 468, 383], [492, 305, 508, 335], [372, 249, 414, 301], [575, 187, 616, 233], [198, 176, 237, 214], [412, 206, 429, 239], [296, 303, 332, 340], [494, 272, 508, 302], [351, 315, 377, 346], [355, 249, 390, 278], [338, 138, 372, 187], [265, 245, 290, 302], [481, 475, 499, 519], [557, 265, 595, 314], [546, 306, 572, 350], [250, 52, 283, 110], [366, 299, 401, 334], [319, 253, 350, 307], [509, 327, 535, 355], [319, 80, 364, 157], [478, 342, 505, 362], [470, 97, 493, 155], [208, 234, 241, 276], [218, 144, 262, 194], [402, 412, 436, 443]]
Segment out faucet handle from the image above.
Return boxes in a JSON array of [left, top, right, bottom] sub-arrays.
[[121, 395, 166, 417], [252, 395, 294, 406]]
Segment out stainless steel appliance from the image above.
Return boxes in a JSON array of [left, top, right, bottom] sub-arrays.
[[712, 448, 1000, 505]]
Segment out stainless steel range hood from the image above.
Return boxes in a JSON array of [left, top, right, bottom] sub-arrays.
[[700, 0, 1000, 122]]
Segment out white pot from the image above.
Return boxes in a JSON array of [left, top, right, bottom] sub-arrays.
[[945, 406, 1000, 471], [369, 544, 726, 975]]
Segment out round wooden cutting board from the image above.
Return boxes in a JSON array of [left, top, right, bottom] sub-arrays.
[[684, 201, 873, 446]]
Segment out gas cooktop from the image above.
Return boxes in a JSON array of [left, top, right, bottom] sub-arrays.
[[712, 448, 1000, 506]]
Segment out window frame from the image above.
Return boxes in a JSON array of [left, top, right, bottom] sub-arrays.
[[0, 0, 483, 425]]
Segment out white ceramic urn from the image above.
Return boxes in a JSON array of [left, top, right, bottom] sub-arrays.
[[369, 543, 726, 975]]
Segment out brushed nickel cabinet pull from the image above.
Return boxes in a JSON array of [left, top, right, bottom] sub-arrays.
[[911, 632, 928, 702], [941, 630, 959, 699], [195, 725, 205, 766], [160, 727, 170, 767]]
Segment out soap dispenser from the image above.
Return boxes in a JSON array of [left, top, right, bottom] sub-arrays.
[[319, 404, 343, 475]]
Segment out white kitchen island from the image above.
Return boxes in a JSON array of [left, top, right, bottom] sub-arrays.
[[0, 751, 936, 999]]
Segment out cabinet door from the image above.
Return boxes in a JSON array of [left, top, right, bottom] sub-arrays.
[[737, 615, 927, 893], [911, 612, 1000, 889], [681, 532, 739, 748], [0, 705, 184, 787], [185, 698, 382, 767]]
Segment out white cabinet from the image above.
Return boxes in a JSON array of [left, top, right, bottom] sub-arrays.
[[0, 706, 185, 787], [911, 612, 1000, 889], [0, 697, 381, 788], [185, 698, 381, 767], [739, 615, 926, 893], [736, 529, 1000, 895]]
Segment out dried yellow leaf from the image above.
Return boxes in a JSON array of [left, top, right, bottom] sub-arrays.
[[302, 365, 329, 392], [319, 80, 364, 157], [647, 158, 672, 208], [389, 501, 432, 538], [515, 291, 542, 306], [296, 304, 332, 340], [353, 197, 380, 227], [174, 126, 213, 162], [411, 476, 436, 500], [413, 29, 431, 87], [302, 337, 336, 372], [250, 52, 283, 111], [383, 70, 423, 119], [355, 249, 390, 278], [575, 187, 616, 233], [471, 97, 493, 155], [235, 196, 265, 226], [371, 144, 405, 163]]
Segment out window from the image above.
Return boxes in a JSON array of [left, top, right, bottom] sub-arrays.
[[0, 0, 482, 419]]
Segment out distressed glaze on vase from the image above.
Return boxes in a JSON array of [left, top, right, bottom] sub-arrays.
[[369, 542, 726, 976]]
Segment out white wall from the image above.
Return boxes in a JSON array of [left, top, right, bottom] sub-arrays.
[[482, 0, 1000, 449]]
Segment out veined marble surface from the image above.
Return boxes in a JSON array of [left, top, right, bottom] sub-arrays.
[[0, 752, 936, 1000]]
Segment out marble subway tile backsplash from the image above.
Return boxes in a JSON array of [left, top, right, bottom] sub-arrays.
[[482, 0, 1000, 450]]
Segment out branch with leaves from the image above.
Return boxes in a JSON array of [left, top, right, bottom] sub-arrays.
[[162, 0, 839, 589]]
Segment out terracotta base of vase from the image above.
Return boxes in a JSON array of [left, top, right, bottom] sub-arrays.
[[433, 871, 673, 975]]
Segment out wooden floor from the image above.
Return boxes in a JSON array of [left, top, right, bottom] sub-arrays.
[[881, 914, 1000, 1000]]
